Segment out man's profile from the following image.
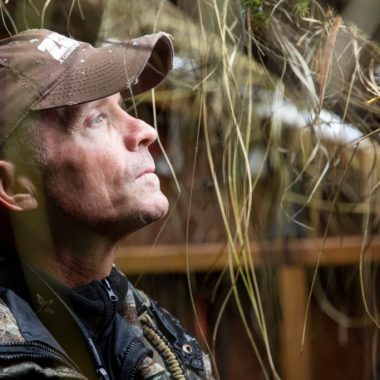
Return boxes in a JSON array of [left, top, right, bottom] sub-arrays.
[[0, 28, 214, 380]]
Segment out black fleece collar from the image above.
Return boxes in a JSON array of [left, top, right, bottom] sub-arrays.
[[40, 267, 129, 339]]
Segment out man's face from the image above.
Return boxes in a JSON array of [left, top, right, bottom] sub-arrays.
[[36, 93, 169, 237]]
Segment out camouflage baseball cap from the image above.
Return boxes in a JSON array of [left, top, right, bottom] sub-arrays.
[[0, 29, 174, 145]]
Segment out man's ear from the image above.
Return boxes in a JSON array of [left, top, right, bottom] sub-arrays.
[[0, 160, 38, 211]]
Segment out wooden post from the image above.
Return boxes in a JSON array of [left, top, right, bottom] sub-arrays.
[[279, 267, 311, 380]]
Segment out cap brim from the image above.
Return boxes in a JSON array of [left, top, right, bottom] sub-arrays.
[[32, 32, 173, 110]]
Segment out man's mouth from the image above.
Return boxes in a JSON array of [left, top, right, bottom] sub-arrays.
[[136, 167, 155, 179]]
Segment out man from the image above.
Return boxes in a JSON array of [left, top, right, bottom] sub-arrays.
[[0, 29, 213, 379]]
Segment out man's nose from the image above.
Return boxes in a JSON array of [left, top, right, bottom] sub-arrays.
[[123, 115, 158, 151]]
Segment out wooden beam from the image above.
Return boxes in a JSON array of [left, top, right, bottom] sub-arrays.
[[116, 235, 380, 274], [279, 268, 311, 380]]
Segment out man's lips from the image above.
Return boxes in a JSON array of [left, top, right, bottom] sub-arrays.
[[136, 167, 156, 179]]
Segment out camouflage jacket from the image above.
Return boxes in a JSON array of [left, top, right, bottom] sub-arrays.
[[0, 259, 214, 380]]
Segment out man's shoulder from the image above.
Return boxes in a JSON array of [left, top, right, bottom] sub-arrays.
[[0, 294, 24, 344], [128, 283, 215, 380], [0, 288, 85, 379]]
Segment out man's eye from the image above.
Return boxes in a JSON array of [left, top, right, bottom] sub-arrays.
[[84, 114, 108, 128]]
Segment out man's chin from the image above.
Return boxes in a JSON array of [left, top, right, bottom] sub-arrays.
[[71, 193, 169, 239], [110, 196, 169, 237], [121, 207, 168, 237], [143, 195, 169, 223]]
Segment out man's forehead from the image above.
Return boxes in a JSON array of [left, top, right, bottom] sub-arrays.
[[34, 93, 125, 130], [57, 93, 123, 115], [79, 93, 123, 109]]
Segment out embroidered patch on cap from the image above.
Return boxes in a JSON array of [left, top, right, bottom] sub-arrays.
[[37, 32, 80, 63]]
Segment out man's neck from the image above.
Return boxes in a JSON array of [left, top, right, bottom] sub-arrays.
[[33, 245, 119, 287], [13, 219, 122, 287]]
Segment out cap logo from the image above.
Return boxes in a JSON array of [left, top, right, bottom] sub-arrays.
[[37, 32, 80, 64]]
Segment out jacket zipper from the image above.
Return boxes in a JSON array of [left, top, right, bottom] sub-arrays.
[[100, 279, 118, 301], [100, 278, 151, 380], [120, 337, 151, 380], [0, 341, 78, 371], [93, 278, 118, 380], [96, 278, 118, 340], [128, 350, 150, 380]]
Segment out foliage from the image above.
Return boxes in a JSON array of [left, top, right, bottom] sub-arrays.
[[1, 0, 380, 378], [291, 0, 311, 17], [241, 0, 270, 28]]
